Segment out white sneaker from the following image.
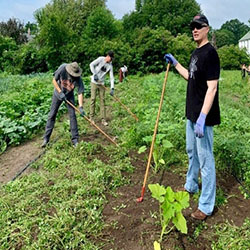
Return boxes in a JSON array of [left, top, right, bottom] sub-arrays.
[[101, 119, 108, 126]]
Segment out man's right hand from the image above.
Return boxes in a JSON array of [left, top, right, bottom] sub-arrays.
[[94, 74, 99, 82], [79, 107, 85, 117], [59, 92, 66, 101], [164, 54, 178, 66]]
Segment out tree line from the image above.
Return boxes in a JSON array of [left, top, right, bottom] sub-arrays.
[[0, 0, 249, 75]]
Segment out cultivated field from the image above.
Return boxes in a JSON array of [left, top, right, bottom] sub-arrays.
[[0, 70, 249, 249]]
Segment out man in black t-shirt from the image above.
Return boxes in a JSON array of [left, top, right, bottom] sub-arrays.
[[165, 14, 220, 220], [42, 62, 85, 148]]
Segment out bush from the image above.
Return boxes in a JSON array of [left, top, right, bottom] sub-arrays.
[[218, 45, 250, 70], [129, 27, 173, 74], [11, 42, 48, 74], [0, 35, 17, 72], [167, 33, 196, 68]]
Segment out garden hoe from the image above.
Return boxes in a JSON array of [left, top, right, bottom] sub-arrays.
[[137, 63, 170, 203], [65, 100, 119, 147], [103, 85, 139, 122]]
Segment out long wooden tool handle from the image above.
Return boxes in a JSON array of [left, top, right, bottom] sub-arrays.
[[103, 85, 139, 122], [142, 63, 170, 190], [65, 100, 118, 147]]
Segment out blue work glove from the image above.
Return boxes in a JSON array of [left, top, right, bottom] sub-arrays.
[[79, 106, 85, 117], [94, 74, 99, 82], [110, 88, 114, 96], [164, 53, 178, 66], [59, 91, 66, 101], [194, 112, 207, 138]]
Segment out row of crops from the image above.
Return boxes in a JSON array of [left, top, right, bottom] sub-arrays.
[[0, 69, 249, 248], [0, 70, 249, 190], [0, 73, 93, 153]]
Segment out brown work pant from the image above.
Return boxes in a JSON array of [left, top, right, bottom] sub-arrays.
[[90, 82, 106, 120], [119, 69, 123, 82]]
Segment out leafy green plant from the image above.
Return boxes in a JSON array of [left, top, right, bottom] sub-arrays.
[[193, 222, 208, 239], [148, 184, 189, 249], [143, 134, 173, 172], [215, 187, 228, 207], [138, 145, 147, 154]]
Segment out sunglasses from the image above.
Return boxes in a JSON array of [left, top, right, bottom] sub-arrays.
[[190, 23, 208, 30]]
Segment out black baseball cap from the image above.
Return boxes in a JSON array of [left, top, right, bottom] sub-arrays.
[[107, 50, 114, 59], [190, 14, 209, 28]]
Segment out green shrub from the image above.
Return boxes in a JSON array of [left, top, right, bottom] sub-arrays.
[[218, 45, 250, 70]]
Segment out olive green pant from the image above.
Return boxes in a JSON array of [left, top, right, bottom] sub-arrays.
[[90, 82, 106, 120]]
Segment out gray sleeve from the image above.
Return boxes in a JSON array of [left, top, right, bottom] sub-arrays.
[[77, 77, 84, 95], [90, 57, 102, 74], [109, 65, 114, 89]]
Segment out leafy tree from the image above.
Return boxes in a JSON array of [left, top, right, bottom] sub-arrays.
[[25, 22, 38, 35], [0, 18, 27, 44], [83, 7, 118, 40], [35, 6, 74, 69], [123, 0, 200, 36], [218, 45, 250, 70], [0, 35, 17, 71], [167, 34, 196, 68], [220, 19, 250, 44], [70, 6, 122, 74], [34, 0, 107, 70], [135, 0, 142, 11], [130, 27, 173, 73], [12, 42, 48, 74], [214, 29, 235, 48]]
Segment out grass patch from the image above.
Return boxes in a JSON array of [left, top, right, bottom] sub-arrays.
[[211, 219, 250, 249]]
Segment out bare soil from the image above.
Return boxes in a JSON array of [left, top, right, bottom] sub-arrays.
[[96, 151, 250, 250], [0, 137, 42, 184]]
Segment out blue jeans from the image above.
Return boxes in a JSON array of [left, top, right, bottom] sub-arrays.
[[44, 91, 79, 144], [184, 119, 216, 215]]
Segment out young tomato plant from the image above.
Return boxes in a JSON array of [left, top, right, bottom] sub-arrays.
[[148, 184, 189, 249]]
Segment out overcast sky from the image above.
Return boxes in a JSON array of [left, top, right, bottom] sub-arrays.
[[0, 0, 249, 29]]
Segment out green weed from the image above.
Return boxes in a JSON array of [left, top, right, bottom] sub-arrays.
[[211, 219, 250, 249]]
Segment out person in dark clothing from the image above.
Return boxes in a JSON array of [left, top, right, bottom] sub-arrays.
[[165, 14, 220, 220], [42, 62, 85, 148], [241, 64, 246, 79]]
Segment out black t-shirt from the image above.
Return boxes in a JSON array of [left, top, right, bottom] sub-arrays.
[[53, 63, 84, 97], [186, 43, 220, 126]]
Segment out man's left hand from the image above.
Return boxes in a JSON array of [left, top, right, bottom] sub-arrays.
[[79, 107, 85, 117], [110, 88, 114, 96], [194, 113, 207, 138]]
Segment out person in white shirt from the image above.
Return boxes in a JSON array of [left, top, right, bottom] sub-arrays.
[[119, 65, 128, 82], [89, 51, 115, 126]]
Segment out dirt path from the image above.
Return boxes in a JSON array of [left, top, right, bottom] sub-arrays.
[[96, 151, 250, 250], [0, 102, 115, 185], [0, 136, 43, 184]]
